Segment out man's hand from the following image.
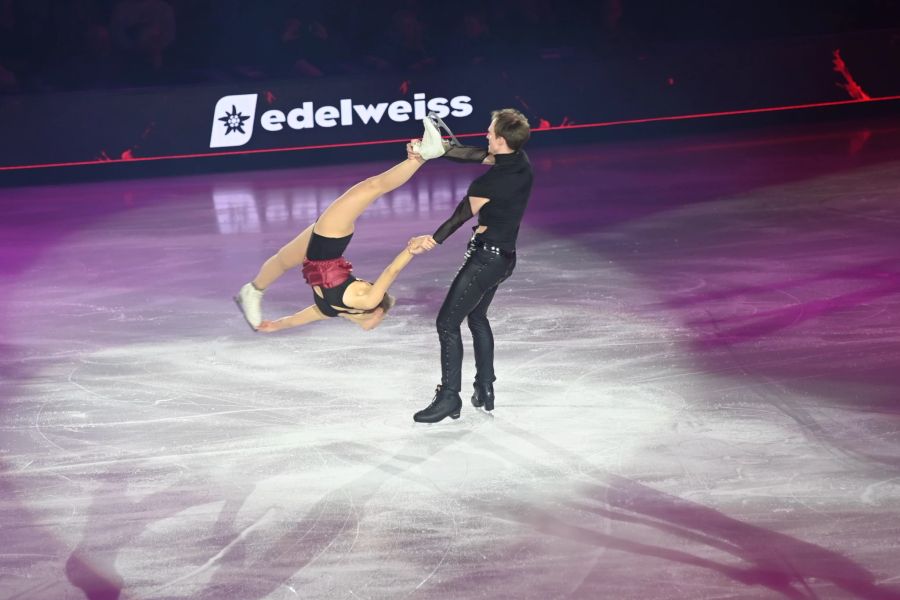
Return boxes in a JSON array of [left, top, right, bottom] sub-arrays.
[[407, 238, 426, 255]]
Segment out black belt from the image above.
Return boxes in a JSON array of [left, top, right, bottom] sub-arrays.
[[468, 238, 516, 258]]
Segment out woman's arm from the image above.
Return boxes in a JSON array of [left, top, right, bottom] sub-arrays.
[[358, 242, 425, 309], [257, 304, 328, 332]]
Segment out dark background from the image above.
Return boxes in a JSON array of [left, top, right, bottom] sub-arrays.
[[2, 0, 900, 183]]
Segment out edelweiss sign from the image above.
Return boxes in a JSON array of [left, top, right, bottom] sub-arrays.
[[210, 93, 473, 149]]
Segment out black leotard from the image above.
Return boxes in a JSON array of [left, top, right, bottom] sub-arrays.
[[303, 231, 365, 317]]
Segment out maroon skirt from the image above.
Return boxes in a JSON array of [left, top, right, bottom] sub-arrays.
[[301, 257, 353, 288]]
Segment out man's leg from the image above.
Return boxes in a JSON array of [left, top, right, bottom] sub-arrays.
[[467, 256, 514, 411], [466, 285, 499, 410], [467, 285, 499, 383], [437, 262, 490, 393], [414, 251, 509, 423]]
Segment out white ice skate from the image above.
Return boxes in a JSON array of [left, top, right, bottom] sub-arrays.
[[234, 282, 264, 330], [412, 116, 447, 160]]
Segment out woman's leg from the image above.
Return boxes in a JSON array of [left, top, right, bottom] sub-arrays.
[[251, 223, 315, 290], [314, 158, 424, 237], [235, 223, 316, 330]]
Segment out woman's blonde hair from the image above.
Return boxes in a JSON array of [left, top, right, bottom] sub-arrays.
[[378, 293, 397, 314]]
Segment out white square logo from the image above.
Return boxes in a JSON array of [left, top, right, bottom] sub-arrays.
[[210, 94, 258, 148]]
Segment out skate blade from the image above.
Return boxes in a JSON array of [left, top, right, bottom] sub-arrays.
[[413, 412, 462, 424], [427, 112, 461, 147]]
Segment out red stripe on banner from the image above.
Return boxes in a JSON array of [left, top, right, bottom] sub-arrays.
[[3, 95, 900, 172]]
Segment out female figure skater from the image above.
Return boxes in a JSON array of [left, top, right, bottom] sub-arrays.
[[234, 120, 446, 333]]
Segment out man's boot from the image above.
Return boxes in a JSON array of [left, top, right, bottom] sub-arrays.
[[413, 385, 462, 423], [471, 381, 495, 412]]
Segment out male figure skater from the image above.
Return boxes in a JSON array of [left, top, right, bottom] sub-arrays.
[[409, 108, 533, 423]]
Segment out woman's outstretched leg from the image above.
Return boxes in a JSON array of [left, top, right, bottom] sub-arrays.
[[314, 157, 424, 237], [314, 116, 446, 237]]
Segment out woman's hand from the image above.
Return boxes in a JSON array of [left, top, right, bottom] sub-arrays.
[[407, 141, 424, 163], [256, 320, 282, 333], [406, 237, 422, 255]]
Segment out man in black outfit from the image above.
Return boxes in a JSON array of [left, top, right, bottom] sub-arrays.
[[408, 108, 533, 423]]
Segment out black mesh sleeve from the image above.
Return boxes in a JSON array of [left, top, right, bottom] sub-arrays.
[[442, 144, 489, 164], [432, 197, 474, 243]]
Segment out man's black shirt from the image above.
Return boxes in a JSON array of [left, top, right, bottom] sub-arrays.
[[432, 146, 533, 252]]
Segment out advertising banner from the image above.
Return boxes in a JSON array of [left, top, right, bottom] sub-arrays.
[[2, 31, 899, 171]]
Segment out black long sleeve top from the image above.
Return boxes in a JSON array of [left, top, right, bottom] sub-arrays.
[[432, 145, 534, 252]]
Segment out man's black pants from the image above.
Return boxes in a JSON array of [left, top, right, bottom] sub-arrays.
[[436, 239, 516, 392]]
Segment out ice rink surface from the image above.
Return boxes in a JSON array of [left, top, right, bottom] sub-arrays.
[[2, 119, 899, 599]]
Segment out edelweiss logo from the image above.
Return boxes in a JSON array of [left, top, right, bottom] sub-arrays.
[[209, 92, 473, 149], [210, 94, 258, 148]]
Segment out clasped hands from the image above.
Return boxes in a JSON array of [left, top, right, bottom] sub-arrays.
[[407, 234, 437, 255]]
